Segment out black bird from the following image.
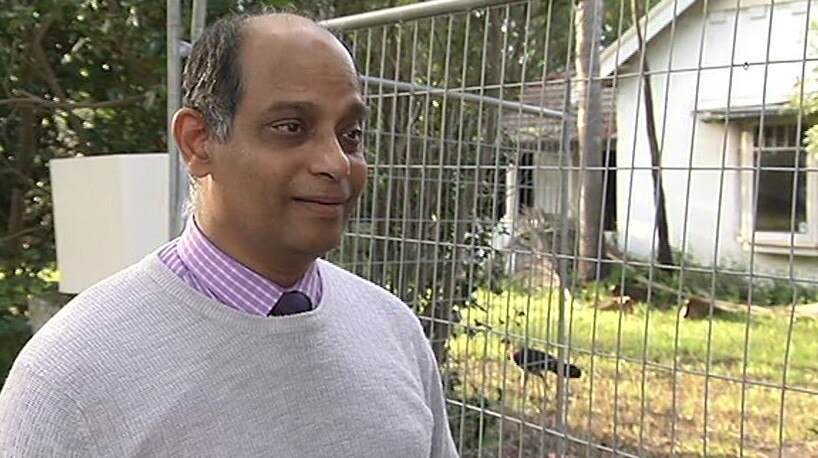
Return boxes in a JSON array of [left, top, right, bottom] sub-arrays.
[[501, 339, 582, 379]]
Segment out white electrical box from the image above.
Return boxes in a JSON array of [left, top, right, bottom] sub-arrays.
[[50, 153, 170, 294]]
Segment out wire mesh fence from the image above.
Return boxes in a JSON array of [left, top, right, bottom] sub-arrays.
[[322, 0, 818, 456]]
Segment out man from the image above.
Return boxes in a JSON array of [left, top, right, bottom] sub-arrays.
[[0, 12, 458, 457]]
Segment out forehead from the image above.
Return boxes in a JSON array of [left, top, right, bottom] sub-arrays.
[[236, 16, 361, 111]]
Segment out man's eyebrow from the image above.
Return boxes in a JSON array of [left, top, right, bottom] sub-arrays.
[[350, 102, 370, 121], [262, 101, 318, 114], [261, 100, 369, 120]]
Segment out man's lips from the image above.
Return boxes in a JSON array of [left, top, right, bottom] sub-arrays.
[[294, 196, 347, 205], [293, 196, 348, 217]]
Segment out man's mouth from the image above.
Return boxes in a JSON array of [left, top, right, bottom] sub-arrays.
[[294, 196, 346, 205], [293, 196, 347, 217]]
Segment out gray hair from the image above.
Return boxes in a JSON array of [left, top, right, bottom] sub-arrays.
[[182, 12, 251, 143]]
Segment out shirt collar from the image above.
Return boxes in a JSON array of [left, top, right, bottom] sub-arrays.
[[175, 218, 322, 315]]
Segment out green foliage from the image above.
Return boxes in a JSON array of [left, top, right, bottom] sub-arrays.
[[0, 314, 32, 386], [787, 21, 818, 155], [445, 369, 501, 457], [789, 81, 818, 156], [0, 268, 57, 317], [598, 259, 818, 308], [0, 1, 168, 313]]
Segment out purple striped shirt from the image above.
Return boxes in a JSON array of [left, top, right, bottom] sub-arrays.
[[157, 218, 322, 316]]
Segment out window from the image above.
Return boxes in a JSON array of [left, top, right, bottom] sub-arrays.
[[740, 122, 818, 254], [518, 152, 535, 211], [501, 152, 536, 220], [503, 147, 617, 229], [603, 146, 617, 232]]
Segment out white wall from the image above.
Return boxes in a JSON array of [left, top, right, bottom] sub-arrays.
[[614, 0, 818, 280]]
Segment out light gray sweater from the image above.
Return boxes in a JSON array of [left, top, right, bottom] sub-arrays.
[[0, 254, 458, 457]]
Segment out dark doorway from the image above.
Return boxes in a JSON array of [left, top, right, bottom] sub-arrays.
[[603, 146, 617, 232]]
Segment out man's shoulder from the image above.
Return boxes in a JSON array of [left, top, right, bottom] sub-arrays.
[[318, 259, 422, 327], [10, 256, 171, 383], [43, 256, 161, 330], [318, 259, 400, 300]]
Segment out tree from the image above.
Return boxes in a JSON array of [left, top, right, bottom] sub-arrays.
[[788, 22, 818, 156], [0, 1, 166, 312], [574, 0, 604, 283], [630, 0, 674, 269]]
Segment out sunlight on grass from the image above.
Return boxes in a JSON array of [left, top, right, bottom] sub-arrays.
[[446, 289, 818, 457]]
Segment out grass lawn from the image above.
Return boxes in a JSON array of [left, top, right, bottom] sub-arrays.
[[445, 288, 818, 457]]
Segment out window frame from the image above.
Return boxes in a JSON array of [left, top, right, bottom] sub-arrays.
[[739, 121, 818, 255]]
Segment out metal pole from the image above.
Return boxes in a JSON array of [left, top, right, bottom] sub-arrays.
[[191, 0, 207, 41], [362, 75, 564, 118], [556, 3, 578, 453], [168, 0, 206, 237], [319, 0, 513, 31], [167, 0, 185, 238], [555, 95, 572, 458]]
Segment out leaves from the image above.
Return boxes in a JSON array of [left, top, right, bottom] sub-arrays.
[[0, 0, 167, 310]]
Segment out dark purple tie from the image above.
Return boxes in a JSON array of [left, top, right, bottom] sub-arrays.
[[268, 291, 313, 316]]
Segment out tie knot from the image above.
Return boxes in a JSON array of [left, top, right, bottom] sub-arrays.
[[268, 290, 313, 316]]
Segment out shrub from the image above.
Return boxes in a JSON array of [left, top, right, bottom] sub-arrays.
[[0, 314, 32, 387]]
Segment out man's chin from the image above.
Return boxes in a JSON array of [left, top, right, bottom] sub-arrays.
[[293, 234, 343, 259]]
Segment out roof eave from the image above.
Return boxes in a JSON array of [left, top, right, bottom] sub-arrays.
[[600, 0, 701, 77]]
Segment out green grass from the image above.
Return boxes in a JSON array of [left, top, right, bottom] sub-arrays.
[[445, 289, 818, 457]]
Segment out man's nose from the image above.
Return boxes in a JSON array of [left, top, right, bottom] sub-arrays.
[[310, 132, 351, 182]]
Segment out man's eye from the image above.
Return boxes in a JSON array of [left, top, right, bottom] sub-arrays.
[[343, 128, 363, 141], [269, 121, 303, 134]]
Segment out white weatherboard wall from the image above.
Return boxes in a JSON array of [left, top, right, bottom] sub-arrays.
[[50, 153, 169, 293], [613, 0, 818, 280]]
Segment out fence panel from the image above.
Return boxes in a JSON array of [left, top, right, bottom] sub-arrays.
[[323, 1, 818, 456]]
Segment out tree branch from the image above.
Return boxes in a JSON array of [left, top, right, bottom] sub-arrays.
[[0, 166, 32, 183], [0, 94, 145, 110], [28, 13, 91, 153], [29, 14, 63, 100], [0, 225, 46, 245]]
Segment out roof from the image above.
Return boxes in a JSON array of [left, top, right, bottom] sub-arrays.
[[503, 0, 700, 144], [501, 76, 617, 144], [599, 0, 700, 77], [696, 103, 791, 122]]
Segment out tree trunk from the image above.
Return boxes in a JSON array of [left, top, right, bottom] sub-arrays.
[[6, 106, 37, 263], [574, 0, 604, 283], [631, 0, 675, 268]]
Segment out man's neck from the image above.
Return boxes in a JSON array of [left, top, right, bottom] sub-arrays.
[[192, 214, 316, 288]]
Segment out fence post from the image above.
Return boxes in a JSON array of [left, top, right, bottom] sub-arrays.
[[167, 0, 185, 238]]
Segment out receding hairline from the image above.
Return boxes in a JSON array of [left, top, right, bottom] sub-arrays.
[[238, 13, 360, 87], [243, 13, 351, 58], [246, 12, 322, 29]]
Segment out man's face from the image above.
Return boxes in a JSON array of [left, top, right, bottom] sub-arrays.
[[202, 18, 367, 260]]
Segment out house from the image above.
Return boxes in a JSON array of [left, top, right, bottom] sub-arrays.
[[501, 75, 617, 230], [497, 76, 617, 280], [505, 0, 817, 282], [604, 0, 817, 281]]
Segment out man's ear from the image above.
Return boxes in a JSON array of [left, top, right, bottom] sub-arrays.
[[172, 107, 214, 178]]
